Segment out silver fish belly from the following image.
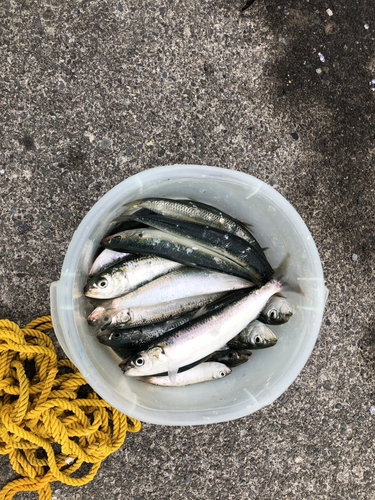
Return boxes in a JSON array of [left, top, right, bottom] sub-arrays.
[[91, 292, 228, 330], [88, 267, 253, 321]]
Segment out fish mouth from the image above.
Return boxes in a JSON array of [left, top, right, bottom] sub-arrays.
[[96, 334, 111, 345], [83, 277, 98, 296], [119, 358, 133, 372], [87, 310, 111, 330], [83, 283, 94, 296], [87, 317, 99, 327]]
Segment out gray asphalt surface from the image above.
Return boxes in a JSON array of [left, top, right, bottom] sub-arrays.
[[1, 0, 375, 498]]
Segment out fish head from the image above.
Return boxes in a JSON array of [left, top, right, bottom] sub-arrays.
[[96, 330, 112, 345], [102, 229, 146, 250], [121, 346, 166, 376], [84, 270, 129, 299], [101, 233, 124, 249], [87, 307, 113, 329], [211, 363, 232, 379], [249, 324, 278, 349], [97, 329, 126, 346], [217, 349, 252, 367], [262, 296, 294, 324]]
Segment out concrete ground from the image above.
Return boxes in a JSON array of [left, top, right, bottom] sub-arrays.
[[1, 0, 375, 498]]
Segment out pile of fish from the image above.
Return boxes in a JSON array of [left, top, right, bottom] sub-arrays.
[[84, 197, 296, 387]]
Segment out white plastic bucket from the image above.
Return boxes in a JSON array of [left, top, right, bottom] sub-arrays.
[[50, 165, 327, 426]]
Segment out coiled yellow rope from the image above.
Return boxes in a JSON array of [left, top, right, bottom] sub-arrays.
[[0, 316, 141, 500]]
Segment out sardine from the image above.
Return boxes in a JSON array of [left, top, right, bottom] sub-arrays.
[[127, 209, 273, 285], [227, 320, 278, 349], [143, 362, 231, 386], [259, 295, 294, 325], [102, 228, 257, 280], [117, 197, 259, 247], [89, 292, 228, 330], [87, 267, 253, 326], [122, 278, 284, 377], [85, 255, 183, 299]]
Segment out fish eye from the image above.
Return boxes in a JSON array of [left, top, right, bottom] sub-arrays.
[[135, 357, 145, 367], [98, 279, 108, 288], [111, 235, 122, 243], [112, 332, 121, 339], [219, 371, 226, 377], [269, 309, 278, 320], [228, 352, 235, 358], [103, 315, 110, 323], [255, 336, 261, 344]]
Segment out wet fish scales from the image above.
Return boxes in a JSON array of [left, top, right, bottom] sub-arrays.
[[119, 197, 259, 248], [95, 292, 228, 330], [102, 228, 255, 280], [127, 210, 273, 284], [85, 254, 183, 299], [122, 279, 283, 377]]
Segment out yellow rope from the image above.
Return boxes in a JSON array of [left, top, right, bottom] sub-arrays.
[[0, 316, 141, 500]]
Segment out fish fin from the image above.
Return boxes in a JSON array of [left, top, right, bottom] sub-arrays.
[[273, 253, 290, 281], [112, 214, 132, 223], [217, 344, 230, 351], [274, 253, 305, 296], [168, 368, 179, 385], [190, 307, 206, 319]]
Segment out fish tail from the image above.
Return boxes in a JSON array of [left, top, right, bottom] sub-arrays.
[[112, 200, 144, 222], [274, 253, 304, 296]]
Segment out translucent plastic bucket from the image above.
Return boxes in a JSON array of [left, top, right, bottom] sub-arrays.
[[50, 165, 327, 426]]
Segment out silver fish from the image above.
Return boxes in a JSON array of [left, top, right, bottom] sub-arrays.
[[89, 292, 228, 330], [227, 320, 277, 349], [143, 362, 231, 386], [102, 228, 255, 280], [259, 295, 294, 325], [88, 249, 131, 277], [85, 255, 183, 299], [118, 197, 258, 246], [87, 267, 253, 326], [122, 278, 283, 377]]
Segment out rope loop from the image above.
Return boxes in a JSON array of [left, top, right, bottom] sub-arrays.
[[0, 317, 141, 500]]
